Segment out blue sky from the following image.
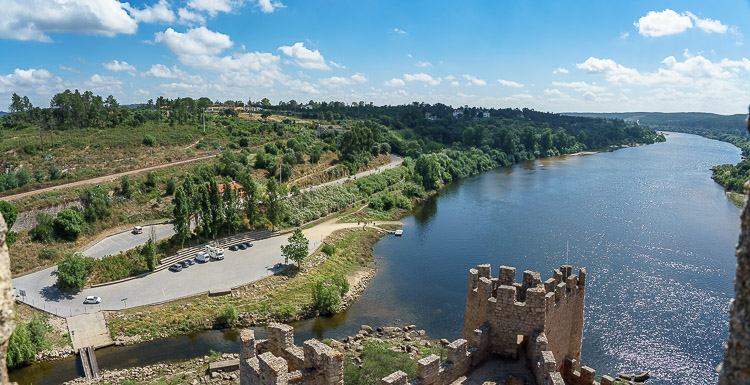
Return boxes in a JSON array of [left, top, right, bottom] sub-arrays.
[[1, 0, 749, 113]]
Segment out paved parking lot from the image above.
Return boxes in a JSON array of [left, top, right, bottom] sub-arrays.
[[13, 235, 320, 317]]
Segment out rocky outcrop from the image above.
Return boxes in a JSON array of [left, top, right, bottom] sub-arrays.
[[0, 213, 17, 384], [718, 110, 750, 384]]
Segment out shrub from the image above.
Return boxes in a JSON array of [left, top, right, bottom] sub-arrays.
[[6, 231, 17, 247], [82, 187, 111, 223], [394, 193, 411, 210], [322, 244, 336, 256], [142, 135, 156, 146], [145, 172, 158, 189], [32, 213, 55, 243], [16, 168, 30, 187], [142, 238, 156, 272], [165, 177, 176, 196], [401, 182, 425, 198], [121, 175, 132, 198], [344, 341, 417, 384], [331, 271, 349, 294], [38, 248, 60, 260], [47, 164, 62, 181], [52, 252, 92, 289], [220, 304, 238, 326], [53, 208, 84, 241], [7, 321, 35, 368], [283, 184, 357, 226], [0, 201, 17, 229], [239, 137, 249, 147], [311, 281, 341, 315], [281, 164, 292, 180], [369, 192, 395, 211]]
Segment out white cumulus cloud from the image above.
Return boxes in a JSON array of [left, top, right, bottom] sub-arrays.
[[553, 67, 569, 74], [177, 8, 205, 25], [634, 9, 728, 37], [155, 27, 233, 56], [278, 42, 330, 70], [187, 0, 232, 16], [257, 0, 284, 13], [393, 28, 406, 35], [384, 78, 405, 87], [404, 73, 441, 85], [463, 74, 486, 86], [319, 73, 367, 87], [103, 60, 136, 75], [124, 0, 174, 23], [0, 0, 137, 42], [497, 79, 523, 88]]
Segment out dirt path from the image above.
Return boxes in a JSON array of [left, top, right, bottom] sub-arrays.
[[302, 218, 403, 243], [0, 154, 217, 202]]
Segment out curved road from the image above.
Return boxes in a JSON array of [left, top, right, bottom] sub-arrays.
[[11, 154, 404, 316]]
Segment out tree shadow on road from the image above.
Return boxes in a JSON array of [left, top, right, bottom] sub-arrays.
[[40, 285, 77, 302]]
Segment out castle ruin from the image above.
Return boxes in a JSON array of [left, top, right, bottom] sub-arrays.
[[239, 264, 618, 385]]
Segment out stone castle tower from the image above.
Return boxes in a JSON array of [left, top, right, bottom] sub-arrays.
[[462, 264, 585, 373]]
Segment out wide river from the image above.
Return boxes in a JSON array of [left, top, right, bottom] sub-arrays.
[[11, 132, 741, 385]]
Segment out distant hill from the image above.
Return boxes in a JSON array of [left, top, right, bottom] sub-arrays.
[[565, 112, 747, 138], [0, 111, 7, 117]]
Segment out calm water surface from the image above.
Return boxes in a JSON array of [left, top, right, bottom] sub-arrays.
[[11, 132, 740, 385]]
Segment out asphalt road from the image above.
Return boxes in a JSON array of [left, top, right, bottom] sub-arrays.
[[11, 154, 402, 316], [12, 235, 320, 317], [82, 224, 178, 259]]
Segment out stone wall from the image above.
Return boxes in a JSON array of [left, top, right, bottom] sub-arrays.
[[461, 264, 586, 373], [0, 213, 18, 384], [718, 109, 750, 384], [239, 323, 344, 385]]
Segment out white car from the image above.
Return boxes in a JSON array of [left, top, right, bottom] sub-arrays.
[[83, 296, 101, 304]]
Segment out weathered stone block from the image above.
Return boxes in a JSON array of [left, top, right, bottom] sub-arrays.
[[381, 370, 408, 385]]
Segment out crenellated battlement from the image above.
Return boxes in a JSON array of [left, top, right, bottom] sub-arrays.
[[240, 324, 344, 385], [463, 264, 587, 374]]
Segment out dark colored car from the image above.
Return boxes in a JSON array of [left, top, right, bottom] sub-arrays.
[[238, 244, 247, 250], [244, 241, 254, 248], [179, 261, 189, 268], [185, 259, 195, 266], [169, 263, 182, 272], [228, 245, 238, 251]]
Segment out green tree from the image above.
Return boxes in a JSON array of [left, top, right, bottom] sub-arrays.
[[280, 228, 308, 266], [82, 187, 110, 223], [6, 321, 35, 368], [142, 238, 156, 271], [145, 171, 158, 189], [120, 175, 132, 198], [414, 154, 443, 190], [0, 201, 18, 229], [16, 168, 30, 187], [265, 178, 285, 231], [52, 252, 91, 289], [53, 208, 84, 241], [165, 177, 176, 196], [32, 213, 55, 243], [173, 186, 191, 248], [208, 179, 224, 239], [311, 281, 341, 315], [239, 173, 262, 228], [223, 181, 242, 234]]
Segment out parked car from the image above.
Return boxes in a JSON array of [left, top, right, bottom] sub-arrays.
[[238, 243, 247, 250], [83, 296, 101, 304], [244, 242, 254, 248], [179, 261, 190, 268], [228, 245, 238, 251], [185, 259, 195, 266], [132, 226, 143, 234], [274, 263, 283, 269], [169, 263, 183, 272]]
